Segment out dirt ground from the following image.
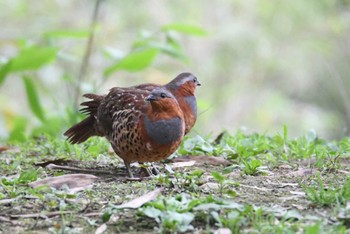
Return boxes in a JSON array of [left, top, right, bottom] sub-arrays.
[[1, 155, 349, 233]]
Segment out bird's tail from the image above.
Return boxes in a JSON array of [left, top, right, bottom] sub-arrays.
[[64, 93, 104, 144]]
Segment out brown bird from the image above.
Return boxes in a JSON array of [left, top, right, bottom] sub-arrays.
[[64, 72, 200, 177], [65, 72, 200, 144], [67, 87, 184, 177], [133, 72, 201, 134]]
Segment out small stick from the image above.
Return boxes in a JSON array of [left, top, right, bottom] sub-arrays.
[[46, 164, 115, 175], [10, 211, 73, 219]]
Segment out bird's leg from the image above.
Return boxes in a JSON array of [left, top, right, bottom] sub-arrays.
[[151, 163, 160, 175], [139, 162, 154, 177], [124, 161, 147, 181], [139, 163, 160, 176], [124, 161, 134, 178]]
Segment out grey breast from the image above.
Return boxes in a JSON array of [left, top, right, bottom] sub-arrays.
[[144, 116, 183, 145], [185, 96, 197, 117]]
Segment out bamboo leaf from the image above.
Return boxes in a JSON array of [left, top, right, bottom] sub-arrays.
[[22, 76, 45, 122], [162, 24, 208, 36], [104, 48, 159, 77], [0, 61, 12, 86], [10, 46, 58, 72]]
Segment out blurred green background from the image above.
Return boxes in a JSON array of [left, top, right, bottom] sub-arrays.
[[1, 0, 350, 141]]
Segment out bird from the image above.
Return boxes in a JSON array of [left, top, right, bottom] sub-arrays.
[[64, 72, 200, 177], [64, 72, 200, 144], [132, 72, 201, 135]]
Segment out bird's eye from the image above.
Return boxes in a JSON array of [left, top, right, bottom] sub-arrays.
[[160, 93, 167, 98], [193, 77, 197, 83]]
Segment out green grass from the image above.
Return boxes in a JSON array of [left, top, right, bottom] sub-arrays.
[[1, 129, 350, 233]]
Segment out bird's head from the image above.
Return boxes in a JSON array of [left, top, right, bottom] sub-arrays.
[[165, 72, 201, 96], [146, 88, 180, 113]]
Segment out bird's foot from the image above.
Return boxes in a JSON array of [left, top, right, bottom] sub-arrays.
[[140, 163, 159, 177]]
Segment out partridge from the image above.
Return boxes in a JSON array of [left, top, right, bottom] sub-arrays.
[[65, 87, 184, 177], [64, 73, 200, 145], [133, 72, 201, 134]]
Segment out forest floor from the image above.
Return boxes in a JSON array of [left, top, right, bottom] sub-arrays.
[[0, 131, 350, 233]]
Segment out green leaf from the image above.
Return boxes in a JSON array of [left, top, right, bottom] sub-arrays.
[[250, 159, 262, 169], [22, 76, 45, 122], [104, 48, 159, 77], [225, 190, 237, 198], [8, 116, 28, 143], [44, 30, 90, 38], [0, 61, 13, 86], [304, 223, 320, 234], [211, 171, 226, 183], [162, 24, 208, 36], [102, 210, 112, 223], [10, 46, 58, 72], [283, 124, 288, 141], [18, 169, 38, 184]]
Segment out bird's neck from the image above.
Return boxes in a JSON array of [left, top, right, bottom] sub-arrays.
[[146, 103, 183, 121]]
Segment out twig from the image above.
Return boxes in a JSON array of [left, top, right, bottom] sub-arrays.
[[10, 211, 74, 219], [73, 0, 103, 110], [46, 163, 115, 175], [83, 212, 103, 217]]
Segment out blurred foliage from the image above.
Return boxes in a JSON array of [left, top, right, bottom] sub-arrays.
[[1, 0, 350, 141], [0, 1, 207, 142]]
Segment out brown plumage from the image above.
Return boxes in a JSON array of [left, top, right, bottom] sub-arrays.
[[65, 87, 184, 177], [133, 72, 200, 134], [64, 73, 200, 145]]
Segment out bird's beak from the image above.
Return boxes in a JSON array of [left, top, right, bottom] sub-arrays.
[[146, 94, 156, 102], [196, 80, 201, 86]]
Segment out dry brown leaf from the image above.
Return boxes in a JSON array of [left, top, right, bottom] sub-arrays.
[[28, 174, 98, 193], [214, 228, 232, 234], [0, 146, 20, 153], [173, 156, 230, 166], [170, 160, 196, 168], [0, 146, 11, 153], [200, 182, 220, 190], [0, 198, 16, 205], [115, 188, 162, 209], [95, 223, 107, 234]]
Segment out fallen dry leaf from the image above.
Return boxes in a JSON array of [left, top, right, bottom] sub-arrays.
[[173, 155, 230, 166], [95, 223, 107, 234], [170, 160, 196, 168], [115, 188, 163, 209], [0, 198, 16, 205], [214, 228, 232, 234], [28, 174, 98, 193], [0, 146, 11, 153], [0, 146, 20, 153], [200, 182, 220, 190]]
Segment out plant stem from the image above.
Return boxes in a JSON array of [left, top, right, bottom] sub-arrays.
[[73, 0, 103, 110]]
